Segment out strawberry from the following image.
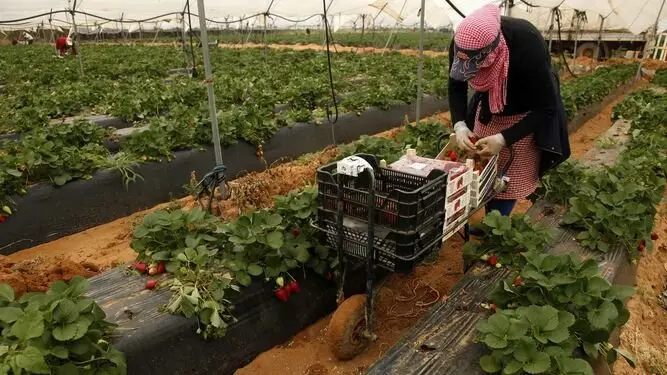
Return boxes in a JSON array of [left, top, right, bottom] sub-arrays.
[[157, 262, 166, 274], [288, 280, 301, 294], [638, 243, 646, 252], [448, 150, 458, 162], [487, 255, 498, 267], [275, 288, 289, 302], [513, 276, 523, 287], [0, 215, 5, 223], [145, 280, 158, 290], [134, 262, 147, 274], [469, 135, 478, 144], [291, 228, 301, 237], [276, 277, 285, 287], [489, 303, 497, 312], [651, 232, 659, 241]]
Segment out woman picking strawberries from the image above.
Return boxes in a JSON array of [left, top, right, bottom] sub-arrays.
[[448, 4, 570, 219]]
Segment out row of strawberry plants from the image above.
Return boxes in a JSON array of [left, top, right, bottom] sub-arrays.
[[0, 46, 449, 136], [559, 63, 638, 121], [473, 86, 667, 374]]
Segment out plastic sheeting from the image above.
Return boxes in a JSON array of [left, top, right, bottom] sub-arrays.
[[0, 0, 664, 35]]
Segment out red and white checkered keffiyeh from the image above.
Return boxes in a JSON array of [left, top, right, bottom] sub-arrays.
[[455, 4, 509, 114]]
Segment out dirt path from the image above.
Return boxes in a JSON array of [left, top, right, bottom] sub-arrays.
[[233, 84, 649, 375], [613, 194, 667, 375]]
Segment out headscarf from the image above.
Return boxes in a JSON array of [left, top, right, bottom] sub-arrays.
[[451, 4, 509, 114]]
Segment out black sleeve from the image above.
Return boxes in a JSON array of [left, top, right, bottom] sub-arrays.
[[448, 40, 469, 126], [500, 31, 558, 146]]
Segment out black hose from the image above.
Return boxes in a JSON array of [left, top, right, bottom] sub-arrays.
[[444, 0, 465, 18], [185, 0, 197, 77], [322, 0, 339, 127]]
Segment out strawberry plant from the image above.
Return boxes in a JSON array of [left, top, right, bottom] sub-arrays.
[[477, 305, 592, 375], [395, 120, 453, 158], [131, 206, 223, 272], [561, 157, 662, 258], [338, 135, 405, 164], [464, 211, 552, 268], [164, 267, 238, 340], [489, 252, 635, 366], [529, 160, 586, 205], [0, 277, 126, 374]]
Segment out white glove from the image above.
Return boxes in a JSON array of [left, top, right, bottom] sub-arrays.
[[475, 134, 506, 157], [453, 121, 476, 152]]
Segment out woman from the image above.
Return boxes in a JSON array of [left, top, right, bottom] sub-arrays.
[[448, 4, 570, 218]]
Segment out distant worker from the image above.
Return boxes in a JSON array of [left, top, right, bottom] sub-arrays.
[[55, 36, 76, 57], [23, 32, 34, 45], [449, 4, 570, 219]]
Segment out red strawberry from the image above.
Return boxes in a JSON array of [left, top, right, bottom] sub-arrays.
[[145, 280, 158, 290], [638, 243, 646, 252], [291, 228, 301, 237], [0, 215, 5, 223], [448, 150, 458, 162], [288, 280, 301, 294], [134, 262, 147, 274], [513, 276, 523, 287], [651, 232, 659, 241], [157, 262, 166, 274], [487, 255, 498, 267], [275, 288, 289, 302], [490, 303, 497, 312], [470, 135, 478, 144]]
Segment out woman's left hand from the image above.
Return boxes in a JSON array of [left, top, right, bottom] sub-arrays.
[[475, 134, 506, 157]]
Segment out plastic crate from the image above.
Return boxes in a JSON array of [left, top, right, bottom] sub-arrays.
[[317, 215, 445, 272], [317, 154, 447, 232]]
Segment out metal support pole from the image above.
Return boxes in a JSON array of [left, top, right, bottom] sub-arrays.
[[196, 0, 223, 167], [382, 0, 408, 53], [595, 15, 604, 60], [415, 0, 426, 124], [643, 0, 667, 58], [70, 2, 84, 76], [263, 13, 268, 57], [547, 8, 555, 53]]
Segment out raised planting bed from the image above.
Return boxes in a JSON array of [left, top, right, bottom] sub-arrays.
[[0, 114, 133, 143], [366, 109, 661, 374], [0, 96, 447, 254]]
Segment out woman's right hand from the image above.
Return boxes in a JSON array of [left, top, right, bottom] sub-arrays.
[[453, 121, 476, 152]]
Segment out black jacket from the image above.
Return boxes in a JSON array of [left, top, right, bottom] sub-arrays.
[[448, 16, 570, 177]]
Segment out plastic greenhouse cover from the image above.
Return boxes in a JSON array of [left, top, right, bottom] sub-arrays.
[[0, 0, 664, 34]]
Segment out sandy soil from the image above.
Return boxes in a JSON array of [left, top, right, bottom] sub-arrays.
[[613, 194, 667, 375]]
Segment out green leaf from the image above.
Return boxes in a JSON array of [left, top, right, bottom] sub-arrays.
[[0, 307, 23, 323], [547, 325, 569, 344], [50, 346, 69, 359], [483, 334, 508, 349], [235, 271, 252, 286], [264, 214, 283, 227], [53, 173, 71, 186], [480, 355, 502, 373], [11, 310, 44, 340], [487, 313, 510, 333], [266, 231, 284, 250], [562, 211, 580, 224], [53, 299, 78, 323], [503, 360, 524, 375], [615, 347, 637, 368], [52, 319, 91, 341], [247, 264, 263, 277], [295, 247, 310, 263], [587, 277, 611, 294], [523, 352, 551, 374], [606, 285, 634, 301], [583, 342, 599, 358], [15, 346, 50, 374], [561, 358, 594, 375], [0, 285, 15, 302], [587, 301, 618, 329]]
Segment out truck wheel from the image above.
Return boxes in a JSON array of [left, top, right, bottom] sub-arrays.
[[576, 42, 600, 59], [327, 294, 369, 360]]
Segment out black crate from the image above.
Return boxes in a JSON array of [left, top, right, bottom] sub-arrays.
[[317, 215, 445, 272], [317, 154, 448, 233]]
